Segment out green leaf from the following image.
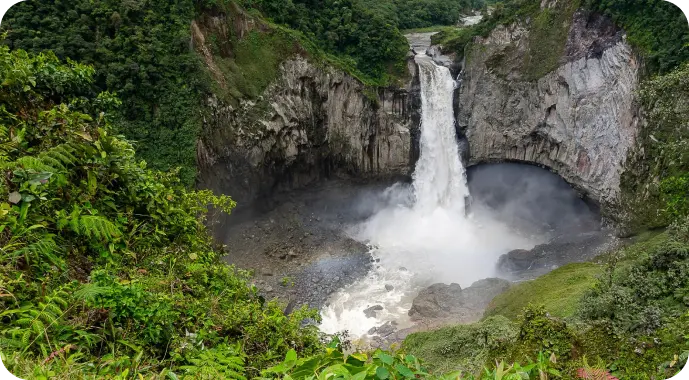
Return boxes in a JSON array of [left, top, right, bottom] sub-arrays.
[[286, 348, 297, 362], [375, 367, 390, 379], [394, 364, 415, 378], [376, 352, 394, 366], [285, 348, 298, 370]]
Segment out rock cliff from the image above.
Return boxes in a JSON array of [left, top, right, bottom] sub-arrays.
[[196, 37, 420, 204], [456, 9, 641, 211]]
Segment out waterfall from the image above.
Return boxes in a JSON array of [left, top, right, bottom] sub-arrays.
[[318, 53, 534, 341], [412, 56, 469, 214]]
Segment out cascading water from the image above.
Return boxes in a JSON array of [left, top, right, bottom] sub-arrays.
[[412, 56, 469, 214], [319, 53, 535, 341]]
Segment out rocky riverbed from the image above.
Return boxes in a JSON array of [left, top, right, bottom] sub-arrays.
[[216, 179, 402, 310], [214, 163, 616, 347]]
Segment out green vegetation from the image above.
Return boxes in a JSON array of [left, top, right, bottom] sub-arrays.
[[485, 263, 601, 320], [3, 0, 206, 184], [621, 63, 689, 231], [584, 0, 689, 75], [404, 316, 518, 374], [360, 0, 496, 31], [2, 0, 689, 378], [0, 45, 322, 379], [521, 0, 579, 80], [433, 0, 579, 80], [237, 0, 409, 84]]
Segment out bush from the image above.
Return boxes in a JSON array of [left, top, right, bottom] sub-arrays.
[[0, 44, 321, 378]]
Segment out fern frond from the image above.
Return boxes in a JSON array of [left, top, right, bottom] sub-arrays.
[[75, 215, 122, 241], [21, 330, 30, 346], [0, 337, 23, 349], [40, 143, 79, 170], [74, 284, 113, 301], [32, 320, 44, 336], [14, 156, 59, 173]]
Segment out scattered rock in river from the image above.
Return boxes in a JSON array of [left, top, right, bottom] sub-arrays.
[[385, 284, 394, 292], [364, 305, 384, 318], [368, 321, 397, 337]]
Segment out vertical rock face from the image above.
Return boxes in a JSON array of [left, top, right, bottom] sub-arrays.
[[457, 10, 640, 210], [197, 56, 420, 203]]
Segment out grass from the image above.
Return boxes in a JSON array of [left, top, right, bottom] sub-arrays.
[[403, 316, 518, 375], [483, 262, 602, 321], [521, 0, 580, 80]]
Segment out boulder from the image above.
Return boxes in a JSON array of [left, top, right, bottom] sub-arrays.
[[408, 278, 510, 323], [364, 305, 384, 318], [497, 249, 538, 272]]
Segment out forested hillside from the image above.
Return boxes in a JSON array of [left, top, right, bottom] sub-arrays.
[[1, 0, 689, 378], [2, 0, 491, 185]]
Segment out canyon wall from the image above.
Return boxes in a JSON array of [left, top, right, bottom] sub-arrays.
[[193, 9, 420, 204], [456, 9, 641, 211]]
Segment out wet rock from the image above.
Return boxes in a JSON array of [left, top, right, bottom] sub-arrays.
[[408, 283, 462, 320], [497, 231, 618, 279], [368, 321, 396, 337], [385, 284, 394, 292], [497, 249, 537, 272], [408, 278, 510, 324], [364, 305, 384, 318]]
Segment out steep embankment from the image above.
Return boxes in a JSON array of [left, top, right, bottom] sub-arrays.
[[192, 5, 421, 205], [456, 4, 640, 215]]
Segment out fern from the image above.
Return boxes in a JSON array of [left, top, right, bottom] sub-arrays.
[[58, 207, 122, 241], [13, 235, 62, 271], [2, 288, 70, 353], [39, 142, 80, 171], [74, 283, 113, 302], [13, 156, 59, 174], [75, 215, 121, 241], [180, 345, 247, 380]]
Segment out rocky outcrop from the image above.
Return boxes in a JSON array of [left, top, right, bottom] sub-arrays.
[[197, 55, 420, 204], [496, 231, 620, 279], [408, 278, 511, 324], [457, 9, 641, 210]]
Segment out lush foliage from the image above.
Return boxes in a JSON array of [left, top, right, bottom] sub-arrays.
[[263, 327, 595, 380], [621, 63, 689, 230], [584, 0, 689, 75], [2, 0, 210, 184], [238, 0, 409, 84], [0, 45, 322, 378], [359, 0, 495, 31]]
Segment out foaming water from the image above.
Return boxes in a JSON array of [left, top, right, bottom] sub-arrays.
[[319, 55, 537, 340]]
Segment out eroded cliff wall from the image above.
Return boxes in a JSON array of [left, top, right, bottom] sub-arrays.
[[193, 8, 420, 204], [457, 8, 641, 211]]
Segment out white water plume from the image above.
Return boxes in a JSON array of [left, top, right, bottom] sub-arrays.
[[319, 55, 536, 340]]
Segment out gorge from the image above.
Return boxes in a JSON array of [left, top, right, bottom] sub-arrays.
[[2, 0, 688, 378]]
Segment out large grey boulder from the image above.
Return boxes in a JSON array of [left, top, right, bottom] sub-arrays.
[[408, 278, 511, 323]]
